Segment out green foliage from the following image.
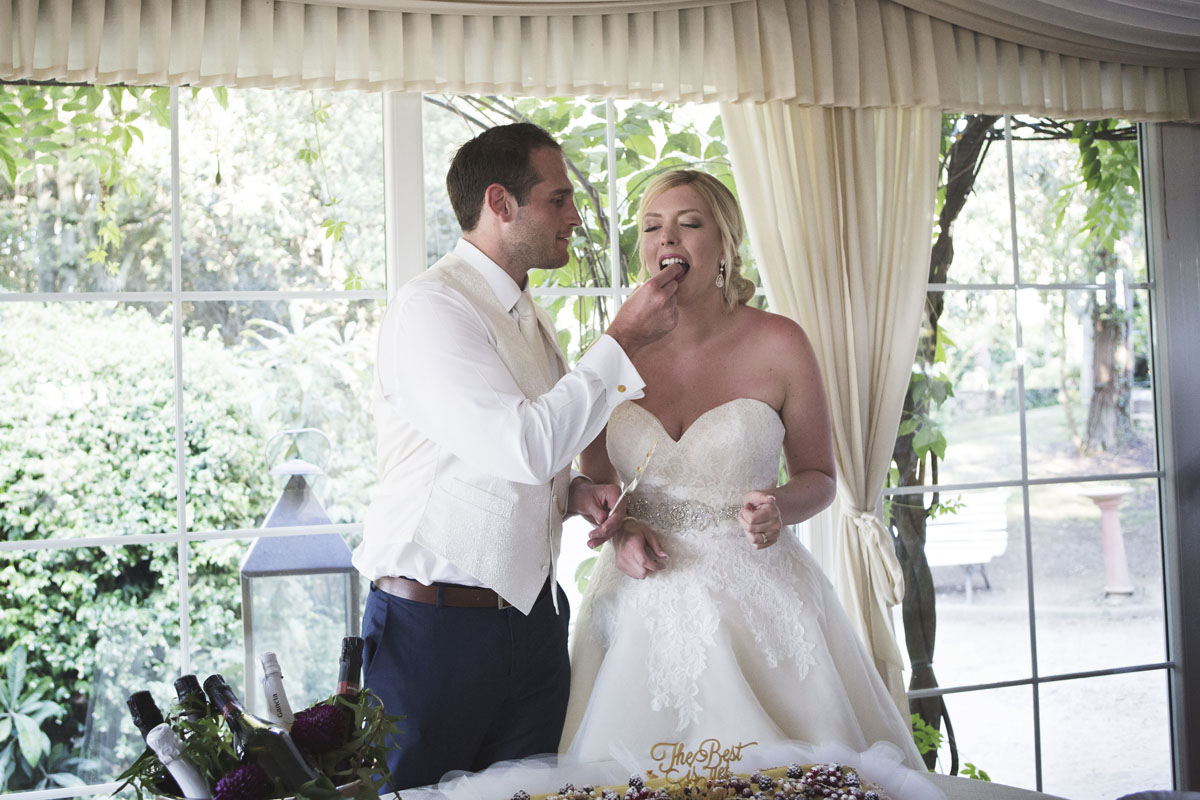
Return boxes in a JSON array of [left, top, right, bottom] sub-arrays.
[[1053, 120, 1141, 254], [910, 713, 943, 756], [0, 646, 60, 785], [961, 763, 991, 782], [0, 85, 171, 276], [0, 646, 95, 791]]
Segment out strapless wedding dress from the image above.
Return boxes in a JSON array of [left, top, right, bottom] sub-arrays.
[[560, 399, 924, 771]]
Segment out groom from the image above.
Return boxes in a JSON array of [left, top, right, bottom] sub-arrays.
[[353, 122, 685, 790]]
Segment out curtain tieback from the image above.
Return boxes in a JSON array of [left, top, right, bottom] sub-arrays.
[[845, 507, 905, 604]]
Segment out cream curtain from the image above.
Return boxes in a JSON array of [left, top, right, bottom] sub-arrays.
[[2, 0, 1198, 121], [721, 101, 941, 714]]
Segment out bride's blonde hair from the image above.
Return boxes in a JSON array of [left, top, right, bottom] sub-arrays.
[[636, 170, 755, 311]]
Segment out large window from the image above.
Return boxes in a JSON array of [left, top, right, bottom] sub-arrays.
[[885, 116, 1168, 798]]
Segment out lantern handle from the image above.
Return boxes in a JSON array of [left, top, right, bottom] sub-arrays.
[[265, 428, 333, 473]]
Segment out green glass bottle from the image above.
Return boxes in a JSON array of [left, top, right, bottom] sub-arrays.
[[202, 674, 320, 792]]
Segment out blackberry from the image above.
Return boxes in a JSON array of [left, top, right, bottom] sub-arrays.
[[785, 765, 804, 780], [512, 791, 531, 800], [628, 776, 645, 791], [843, 773, 860, 788], [560, 785, 575, 794], [755, 776, 774, 792], [603, 791, 620, 800], [864, 792, 880, 800]]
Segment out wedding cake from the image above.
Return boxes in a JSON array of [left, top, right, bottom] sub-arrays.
[[513, 764, 890, 800]]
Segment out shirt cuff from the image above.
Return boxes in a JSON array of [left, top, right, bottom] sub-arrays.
[[578, 333, 646, 405]]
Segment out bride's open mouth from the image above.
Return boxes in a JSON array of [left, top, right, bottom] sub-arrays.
[[660, 256, 690, 275]]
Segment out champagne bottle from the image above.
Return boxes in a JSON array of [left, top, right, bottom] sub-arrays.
[[146, 723, 213, 800], [336, 636, 364, 698], [174, 674, 207, 723], [202, 674, 319, 792], [259, 652, 295, 730], [126, 691, 183, 797]]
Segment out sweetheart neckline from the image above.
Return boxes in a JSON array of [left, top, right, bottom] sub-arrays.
[[624, 397, 780, 444]]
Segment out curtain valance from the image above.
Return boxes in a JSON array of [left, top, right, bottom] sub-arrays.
[[2, 0, 1197, 121]]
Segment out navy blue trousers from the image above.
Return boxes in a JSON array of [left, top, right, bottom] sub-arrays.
[[362, 580, 571, 791]]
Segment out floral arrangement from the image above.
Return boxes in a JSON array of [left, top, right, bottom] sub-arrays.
[[117, 691, 402, 800]]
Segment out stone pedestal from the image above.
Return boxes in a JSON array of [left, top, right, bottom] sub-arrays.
[[1077, 486, 1136, 596]]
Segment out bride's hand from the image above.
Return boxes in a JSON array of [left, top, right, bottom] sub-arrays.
[[612, 518, 668, 579], [739, 491, 782, 550]]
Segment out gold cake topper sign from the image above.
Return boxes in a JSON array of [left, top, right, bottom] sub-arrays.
[[650, 739, 758, 783]]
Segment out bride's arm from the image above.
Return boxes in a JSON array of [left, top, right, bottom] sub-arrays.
[[773, 317, 837, 524], [739, 316, 836, 549]]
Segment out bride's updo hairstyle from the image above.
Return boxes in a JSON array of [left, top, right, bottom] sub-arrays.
[[636, 169, 756, 311]]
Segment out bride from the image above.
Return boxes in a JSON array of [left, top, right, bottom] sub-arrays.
[[559, 170, 924, 771]]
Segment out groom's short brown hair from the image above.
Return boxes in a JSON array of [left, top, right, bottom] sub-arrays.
[[447, 122, 561, 232]]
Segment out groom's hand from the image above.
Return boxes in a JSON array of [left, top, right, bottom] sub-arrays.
[[613, 518, 668, 579], [605, 262, 684, 358], [568, 477, 626, 544]]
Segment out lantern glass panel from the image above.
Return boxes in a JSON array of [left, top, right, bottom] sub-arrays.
[[243, 570, 356, 715]]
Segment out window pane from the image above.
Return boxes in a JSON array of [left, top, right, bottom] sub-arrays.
[[893, 489, 1031, 690], [420, 97, 473, 267], [0, 302, 177, 540], [0, 86, 173, 294], [181, 299, 383, 531], [0, 543, 180, 787], [1009, 122, 1145, 286], [925, 289, 1022, 485], [189, 536, 366, 721], [942, 122, 1011, 285], [537, 293, 612, 364], [1040, 671, 1172, 799], [1023, 288, 1156, 480], [931, 687, 1037, 791], [179, 89, 385, 292], [1030, 478, 1166, 675]]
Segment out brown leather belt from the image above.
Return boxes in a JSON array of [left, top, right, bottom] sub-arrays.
[[375, 575, 512, 609]]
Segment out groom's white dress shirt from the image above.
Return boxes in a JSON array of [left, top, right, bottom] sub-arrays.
[[353, 239, 645, 613]]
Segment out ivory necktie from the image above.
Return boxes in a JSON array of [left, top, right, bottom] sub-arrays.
[[515, 290, 552, 382]]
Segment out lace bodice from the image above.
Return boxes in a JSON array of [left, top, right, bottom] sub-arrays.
[[581, 398, 818, 732]]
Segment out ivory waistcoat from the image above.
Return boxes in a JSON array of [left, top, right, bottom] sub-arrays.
[[369, 254, 570, 615]]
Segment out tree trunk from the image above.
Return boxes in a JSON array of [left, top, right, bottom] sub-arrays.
[[1085, 262, 1133, 452]]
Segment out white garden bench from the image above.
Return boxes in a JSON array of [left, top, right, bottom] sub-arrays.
[[924, 488, 1010, 602]]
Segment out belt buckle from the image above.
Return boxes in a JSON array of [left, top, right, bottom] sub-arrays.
[[497, 594, 512, 610]]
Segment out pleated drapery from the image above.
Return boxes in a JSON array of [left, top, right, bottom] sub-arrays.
[[722, 101, 943, 713], [2, 0, 1198, 121]]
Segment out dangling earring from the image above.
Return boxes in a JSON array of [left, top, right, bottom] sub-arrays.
[[715, 260, 726, 289]]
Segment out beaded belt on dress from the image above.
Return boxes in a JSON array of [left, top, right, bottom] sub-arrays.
[[627, 495, 740, 531]]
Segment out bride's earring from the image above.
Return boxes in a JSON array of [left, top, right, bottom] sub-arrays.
[[715, 260, 726, 289]]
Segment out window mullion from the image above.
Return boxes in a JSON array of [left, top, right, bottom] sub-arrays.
[[384, 92, 426, 294], [607, 98, 622, 304], [170, 86, 192, 676]]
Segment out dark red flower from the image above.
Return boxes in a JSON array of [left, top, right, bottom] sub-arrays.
[[290, 703, 349, 755], [213, 763, 271, 800]]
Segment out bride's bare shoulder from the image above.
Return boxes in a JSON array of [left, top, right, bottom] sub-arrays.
[[735, 306, 817, 358]]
